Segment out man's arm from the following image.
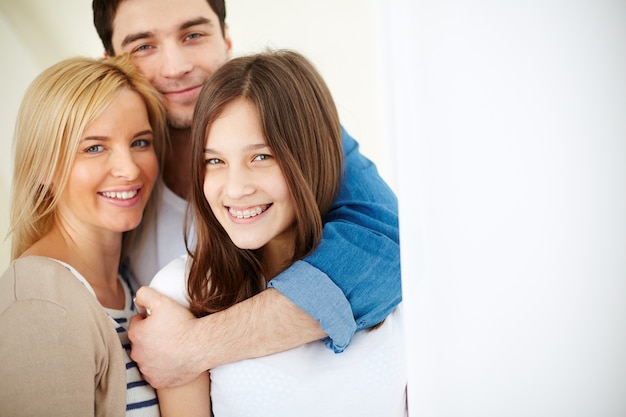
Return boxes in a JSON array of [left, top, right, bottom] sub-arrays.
[[269, 127, 401, 351], [130, 286, 325, 388]]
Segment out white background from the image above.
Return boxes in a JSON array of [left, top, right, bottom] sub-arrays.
[[2, 1, 626, 415], [0, 0, 391, 267]]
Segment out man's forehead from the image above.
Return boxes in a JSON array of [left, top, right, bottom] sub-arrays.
[[111, 0, 217, 46]]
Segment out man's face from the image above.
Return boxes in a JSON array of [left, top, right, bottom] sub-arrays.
[[111, 0, 232, 129]]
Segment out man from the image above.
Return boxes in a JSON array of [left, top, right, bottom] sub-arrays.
[[93, 0, 401, 388]]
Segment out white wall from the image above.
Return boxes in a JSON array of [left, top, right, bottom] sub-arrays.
[[380, 0, 626, 415], [4, 1, 625, 416], [0, 0, 389, 269], [0, 12, 40, 269], [0, 0, 103, 268], [228, 0, 392, 185]]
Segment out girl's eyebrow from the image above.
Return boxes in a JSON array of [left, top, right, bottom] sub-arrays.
[[204, 143, 268, 153]]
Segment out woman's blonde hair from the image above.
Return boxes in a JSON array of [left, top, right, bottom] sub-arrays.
[[9, 55, 167, 260]]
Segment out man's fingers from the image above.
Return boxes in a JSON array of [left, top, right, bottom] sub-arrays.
[[134, 286, 163, 315]]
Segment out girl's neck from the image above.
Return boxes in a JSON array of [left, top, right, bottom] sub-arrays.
[[262, 239, 295, 281]]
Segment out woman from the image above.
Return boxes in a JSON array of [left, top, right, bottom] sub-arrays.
[[149, 50, 407, 416], [0, 56, 167, 416]]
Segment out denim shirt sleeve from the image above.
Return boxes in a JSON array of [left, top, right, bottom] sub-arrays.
[[267, 261, 355, 352], [268, 127, 402, 353]]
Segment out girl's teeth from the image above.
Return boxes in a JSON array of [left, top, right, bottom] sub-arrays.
[[102, 190, 138, 200], [229, 207, 264, 219]]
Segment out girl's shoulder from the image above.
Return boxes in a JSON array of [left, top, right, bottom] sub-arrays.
[[149, 254, 191, 307]]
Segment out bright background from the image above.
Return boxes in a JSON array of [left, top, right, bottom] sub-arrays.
[[2, 1, 626, 416], [0, 0, 392, 268]]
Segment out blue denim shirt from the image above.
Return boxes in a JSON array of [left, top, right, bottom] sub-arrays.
[[268, 127, 401, 352]]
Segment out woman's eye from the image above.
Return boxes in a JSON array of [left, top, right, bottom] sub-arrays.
[[85, 145, 104, 153], [132, 138, 152, 148]]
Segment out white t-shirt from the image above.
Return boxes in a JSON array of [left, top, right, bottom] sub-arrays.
[[151, 255, 407, 417], [128, 184, 190, 290]]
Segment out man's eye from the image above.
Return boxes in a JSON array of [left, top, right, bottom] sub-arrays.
[[133, 44, 153, 53], [185, 33, 202, 41]]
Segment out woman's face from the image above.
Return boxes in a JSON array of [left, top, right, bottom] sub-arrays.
[[203, 99, 296, 255], [56, 88, 158, 236]]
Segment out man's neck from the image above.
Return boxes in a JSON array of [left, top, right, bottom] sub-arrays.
[[163, 127, 193, 200]]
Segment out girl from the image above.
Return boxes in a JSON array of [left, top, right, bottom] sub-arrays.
[[150, 50, 406, 416]]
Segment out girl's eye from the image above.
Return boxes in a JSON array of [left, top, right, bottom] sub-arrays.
[[85, 145, 104, 153], [253, 154, 272, 162], [205, 158, 222, 165]]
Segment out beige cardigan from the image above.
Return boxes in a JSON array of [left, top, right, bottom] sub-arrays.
[[0, 256, 126, 417]]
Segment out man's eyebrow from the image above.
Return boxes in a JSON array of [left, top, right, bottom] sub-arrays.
[[180, 17, 213, 30], [121, 31, 153, 49], [120, 17, 214, 48]]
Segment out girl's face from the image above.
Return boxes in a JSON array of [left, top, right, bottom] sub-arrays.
[[203, 99, 296, 257], [56, 88, 158, 237]]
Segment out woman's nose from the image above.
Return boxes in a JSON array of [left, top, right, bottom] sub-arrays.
[[111, 150, 140, 181]]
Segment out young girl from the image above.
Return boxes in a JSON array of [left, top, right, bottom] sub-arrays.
[[149, 50, 407, 416], [0, 56, 167, 416]]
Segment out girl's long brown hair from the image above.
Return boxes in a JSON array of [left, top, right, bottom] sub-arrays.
[[186, 50, 343, 317]]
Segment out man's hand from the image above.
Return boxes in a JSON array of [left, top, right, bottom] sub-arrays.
[[130, 286, 326, 389], [129, 286, 203, 389]]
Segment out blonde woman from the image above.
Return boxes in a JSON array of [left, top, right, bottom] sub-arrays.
[[0, 56, 173, 416]]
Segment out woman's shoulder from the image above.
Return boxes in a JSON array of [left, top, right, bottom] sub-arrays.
[[3, 256, 91, 302], [1, 255, 123, 350], [0, 256, 110, 328], [0, 256, 127, 416]]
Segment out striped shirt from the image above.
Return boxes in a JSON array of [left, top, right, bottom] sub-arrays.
[[56, 260, 160, 416], [105, 280, 161, 417]]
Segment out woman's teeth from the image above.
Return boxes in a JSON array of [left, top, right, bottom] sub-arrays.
[[101, 190, 138, 200]]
